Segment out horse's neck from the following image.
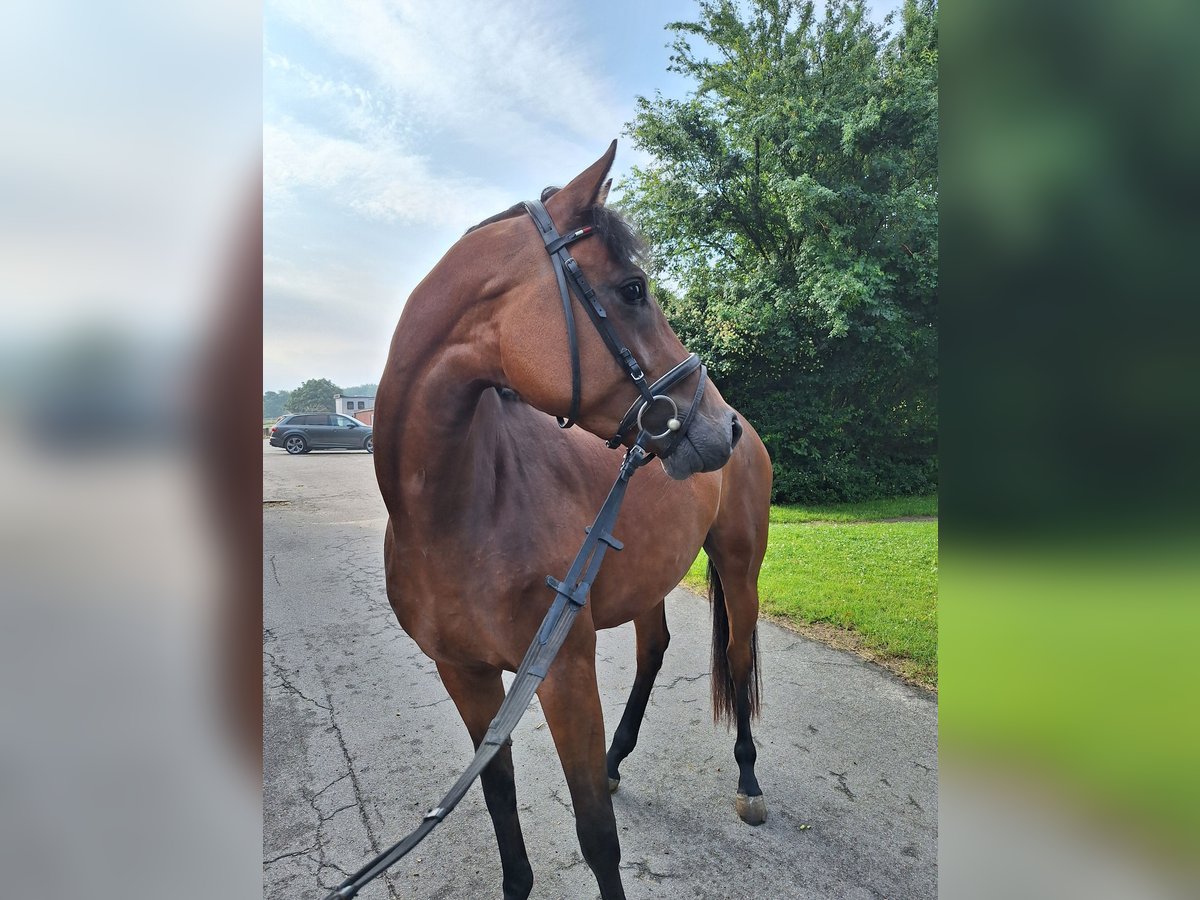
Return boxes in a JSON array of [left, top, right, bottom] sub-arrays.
[[378, 288, 508, 525]]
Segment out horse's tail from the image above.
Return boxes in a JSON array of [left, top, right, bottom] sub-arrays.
[[708, 557, 760, 727]]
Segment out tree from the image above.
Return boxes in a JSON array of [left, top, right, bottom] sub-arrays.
[[623, 0, 937, 501], [287, 378, 343, 413], [341, 383, 378, 397], [263, 390, 291, 419]]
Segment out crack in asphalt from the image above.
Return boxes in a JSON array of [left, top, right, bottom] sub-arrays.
[[264, 845, 318, 866], [623, 858, 672, 882], [658, 672, 709, 691], [322, 685, 402, 900], [558, 851, 587, 872], [410, 695, 451, 710], [313, 772, 352, 798], [549, 788, 573, 815], [764, 641, 803, 654], [265, 649, 331, 712], [264, 629, 331, 713], [830, 770, 856, 801]]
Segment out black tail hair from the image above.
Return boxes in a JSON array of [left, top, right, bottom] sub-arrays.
[[708, 558, 761, 727]]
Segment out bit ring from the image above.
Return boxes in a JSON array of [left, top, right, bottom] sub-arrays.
[[637, 395, 681, 440]]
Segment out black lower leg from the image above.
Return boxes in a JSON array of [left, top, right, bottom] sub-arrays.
[[606, 669, 658, 782], [574, 802, 625, 900], [606, 608, 668, 784], [478, 744, 534, 900], [733, 683, 761, 797]]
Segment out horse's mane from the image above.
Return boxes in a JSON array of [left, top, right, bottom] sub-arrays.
[[466, 186, 646, 266]]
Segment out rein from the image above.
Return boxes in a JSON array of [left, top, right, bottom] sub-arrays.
[[323, 202, 708, 900]]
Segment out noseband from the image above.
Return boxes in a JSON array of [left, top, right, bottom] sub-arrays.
[[523, 199, 707, 456]]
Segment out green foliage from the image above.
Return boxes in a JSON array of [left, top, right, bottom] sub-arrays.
[[286, 378, 343, 413], [263, 390, 291, 420], [623, 0, 937, 501], [264, 382, 373, 418]]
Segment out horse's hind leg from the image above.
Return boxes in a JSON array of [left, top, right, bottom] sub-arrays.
[[704, 555, 767, 825], [538, 637, 627, 900], [605, 600, 669, 793], [436, 661, 534, 900]]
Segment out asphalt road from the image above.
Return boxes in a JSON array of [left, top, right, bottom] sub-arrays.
[[263, 441, 937, 900]]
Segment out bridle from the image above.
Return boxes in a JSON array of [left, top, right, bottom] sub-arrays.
[[322, 199, 715, 900], [523, 198, 707, 456]]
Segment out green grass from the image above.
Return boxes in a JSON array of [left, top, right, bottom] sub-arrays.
[[683, 495, 939, 686], [771, 493, 938, 523], [940, 541, 1200, 851]]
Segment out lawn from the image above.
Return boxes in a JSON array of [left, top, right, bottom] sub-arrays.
[[683, 494, 938, 687], [940, 541, 1200, 852], [770, 493, 938, 523]]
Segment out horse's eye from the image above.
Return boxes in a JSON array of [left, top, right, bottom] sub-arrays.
[[619, 281, 646, 304]]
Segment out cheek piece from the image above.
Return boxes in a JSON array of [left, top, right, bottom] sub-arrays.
[[522, 198, 707, 459]]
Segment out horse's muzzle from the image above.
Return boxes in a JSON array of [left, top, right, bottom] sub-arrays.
[[659, 408, 739, 479]]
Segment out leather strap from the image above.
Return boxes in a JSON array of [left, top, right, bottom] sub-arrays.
[[526, 203, 585, 428], [522, 199, 705, 455], [607, 353, 703, 448]]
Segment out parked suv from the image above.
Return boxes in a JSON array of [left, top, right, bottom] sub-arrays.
[[269, 414, 374, 455]]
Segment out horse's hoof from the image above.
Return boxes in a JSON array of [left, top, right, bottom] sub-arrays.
[[608, 776, 620, 794], [736, 792, 767, 825]]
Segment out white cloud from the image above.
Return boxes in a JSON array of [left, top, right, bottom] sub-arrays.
[[264, 117, 509, 226], [265, 0, 627, 171], [261, 0, 636, 388], [262, 252, 399, 389]]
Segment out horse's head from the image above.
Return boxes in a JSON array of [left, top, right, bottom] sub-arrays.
[[487, 140, 742, 478]]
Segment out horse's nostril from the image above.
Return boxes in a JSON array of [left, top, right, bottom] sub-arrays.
[[730, 415, 743, 449]]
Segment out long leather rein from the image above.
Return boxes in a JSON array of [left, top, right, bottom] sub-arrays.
[[322, 202, 709, 899]]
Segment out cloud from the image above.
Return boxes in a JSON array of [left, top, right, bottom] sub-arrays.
[[265, 0, 626, 172], [264, 118, 507, 227], [262, 253, 398, 389], [261, 0, 636, 388]]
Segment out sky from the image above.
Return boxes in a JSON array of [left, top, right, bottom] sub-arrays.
[[263, 0, 898, 392], [2, 1, 259, 344]]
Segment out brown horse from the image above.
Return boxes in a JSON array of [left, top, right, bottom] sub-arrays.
[[373, 141, 772, 900]]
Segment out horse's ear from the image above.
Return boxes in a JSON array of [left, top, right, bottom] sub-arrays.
[[596, 178, 613, 207], [546, 140, 617, 224]]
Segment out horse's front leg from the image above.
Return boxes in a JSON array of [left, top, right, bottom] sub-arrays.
[[539, 628, 626, 900], [436, 661, 534, 900], [606, 600, 669, 792]]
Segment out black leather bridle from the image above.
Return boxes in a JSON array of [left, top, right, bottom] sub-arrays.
[[523, 198, 707, 455], [322, 199, 715, 900]]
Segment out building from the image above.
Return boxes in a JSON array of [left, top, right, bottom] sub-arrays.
[[353, 409, 374, 426], [334, 394, 373, 417]]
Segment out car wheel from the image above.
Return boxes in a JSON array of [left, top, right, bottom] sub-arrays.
[[284, 435, 307, 455], [364, 435, 374, 454]]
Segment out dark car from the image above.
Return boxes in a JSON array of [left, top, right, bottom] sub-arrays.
[[269, 413, 373, 454]]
